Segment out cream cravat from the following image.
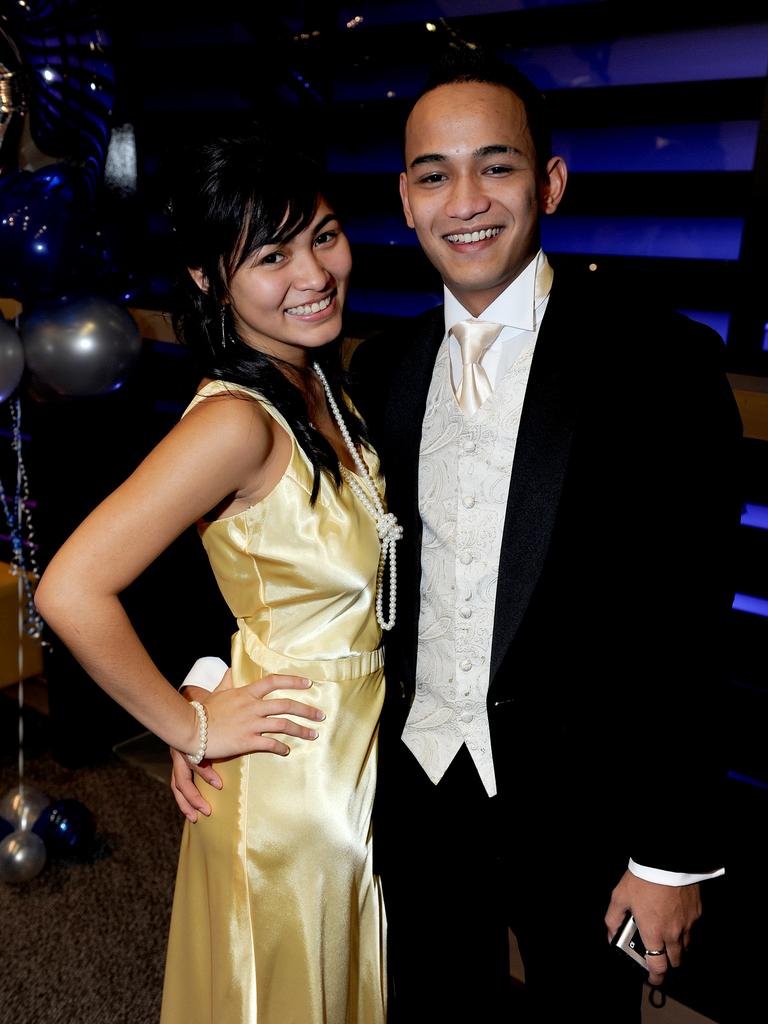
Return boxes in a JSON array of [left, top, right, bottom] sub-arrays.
[[450, 320, 504, 416]]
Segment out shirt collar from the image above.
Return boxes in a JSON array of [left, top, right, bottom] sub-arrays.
[[443, 249, 554, 335]]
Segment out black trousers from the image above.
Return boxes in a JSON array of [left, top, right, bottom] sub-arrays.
[[379, 743, 643, 1023]]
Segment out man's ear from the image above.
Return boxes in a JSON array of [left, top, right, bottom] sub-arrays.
[[539, 156, 568, 215], [188, 267, 208, 293], [399, 172, 415, 229]]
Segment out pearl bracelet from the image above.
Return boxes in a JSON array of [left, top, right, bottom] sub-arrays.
[[186, 700, 209, 765]]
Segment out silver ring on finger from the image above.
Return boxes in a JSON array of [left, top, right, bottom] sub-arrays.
[[645, 948, 666, 957]]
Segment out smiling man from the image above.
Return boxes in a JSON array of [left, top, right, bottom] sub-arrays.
[[398, 78, 565, 315], [354, 49, 741, 1022]]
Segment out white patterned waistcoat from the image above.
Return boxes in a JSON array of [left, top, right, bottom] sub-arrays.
[[402, 335, 536, 797]]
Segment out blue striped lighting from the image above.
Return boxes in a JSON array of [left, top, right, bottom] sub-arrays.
[[741, 504, 768, 530], [512, 24, 768, 90], [552, 121, 759, 174], [541, 216, 743, 260], [678, 311, 730, 340], [732, 593, 768, 618], [728, 770, 768, 791], [337, 0, 596, 29]]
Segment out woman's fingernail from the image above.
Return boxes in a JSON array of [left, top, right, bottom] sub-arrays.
[[212, 780, 222, 789], [302, 678, 312, 687], [308, 729, 319, 739], [315, 710, 326, 721]]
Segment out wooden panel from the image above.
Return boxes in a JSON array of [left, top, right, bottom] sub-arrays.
[[128, 308, 178, 343], [0, 298, 22, 320], [0, 563, 43, 688], [729, 373, 768, 441]]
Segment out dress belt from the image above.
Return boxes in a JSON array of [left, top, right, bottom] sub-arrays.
[[238, 628, 384, 681]]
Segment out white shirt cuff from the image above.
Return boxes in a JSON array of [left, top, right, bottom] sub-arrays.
[[179, 656, 229, 692], [628, 858, 725, 886]]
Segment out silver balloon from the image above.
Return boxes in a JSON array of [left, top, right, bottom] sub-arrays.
[[0, 319, 25, 403], [0, 829, 47, 883], [0, 784, 50, 831], [22, 296, 141, 397]]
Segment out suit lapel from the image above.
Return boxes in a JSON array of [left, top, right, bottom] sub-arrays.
[[488, 282, 580, 688]]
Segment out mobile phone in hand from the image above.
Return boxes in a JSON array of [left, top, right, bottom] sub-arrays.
[[611, 911, 649, 971]]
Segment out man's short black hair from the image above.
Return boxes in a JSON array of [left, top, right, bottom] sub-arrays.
[[414, 46, 552, 178]]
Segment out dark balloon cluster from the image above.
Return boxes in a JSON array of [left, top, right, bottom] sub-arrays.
[[1, 1, 141, 399], [1, 0, 118, 297], [0, 785, 96, 883]]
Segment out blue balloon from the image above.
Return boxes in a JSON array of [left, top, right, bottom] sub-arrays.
[[0, 165, 85, 303], [33, 799, 95, 858]]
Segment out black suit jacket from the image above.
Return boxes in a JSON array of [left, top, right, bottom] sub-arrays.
[[352, 266, 742, 876]]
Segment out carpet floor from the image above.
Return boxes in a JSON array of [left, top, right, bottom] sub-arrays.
[[0, 710, 183, 1024]]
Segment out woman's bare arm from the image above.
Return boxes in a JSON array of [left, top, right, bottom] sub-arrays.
[[35, 394, 319, 757]]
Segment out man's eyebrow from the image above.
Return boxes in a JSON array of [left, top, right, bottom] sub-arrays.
[[410, 153, 446, 169], [409, 144, 523, 170], [473, 144, 523, 158]]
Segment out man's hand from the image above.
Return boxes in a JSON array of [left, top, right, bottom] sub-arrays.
[[605, 870, 702, 987]]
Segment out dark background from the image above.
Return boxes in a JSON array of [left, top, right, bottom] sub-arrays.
[[1, 4, 766, 1019]]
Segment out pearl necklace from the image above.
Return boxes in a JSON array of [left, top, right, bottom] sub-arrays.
[[313, 362, 402, 631]]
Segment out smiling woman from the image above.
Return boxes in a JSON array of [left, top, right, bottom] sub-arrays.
[[222, 203, 351, 364], [35, 132, 390, 1024], [169, 134, 365, 504]]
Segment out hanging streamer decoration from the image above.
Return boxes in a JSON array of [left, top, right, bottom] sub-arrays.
[[0, 395, 45, 643], [0, 311, 48, 883]]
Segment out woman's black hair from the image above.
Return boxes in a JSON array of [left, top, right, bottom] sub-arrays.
[[167, 131, 366, 504]]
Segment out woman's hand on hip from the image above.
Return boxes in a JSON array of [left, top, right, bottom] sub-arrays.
[[202, 674, 324, 759], [170, 674, 324, 820]]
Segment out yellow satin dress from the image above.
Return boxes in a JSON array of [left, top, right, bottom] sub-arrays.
[[161, 380, 387, 1024]]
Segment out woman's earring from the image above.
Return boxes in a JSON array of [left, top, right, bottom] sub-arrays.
[[220, 306, 228, 348]]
